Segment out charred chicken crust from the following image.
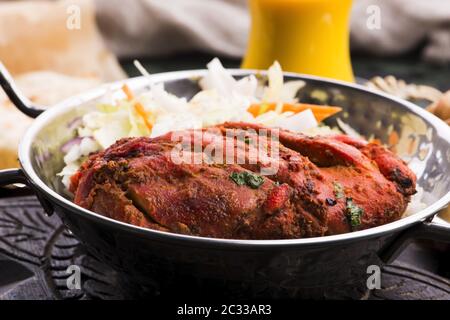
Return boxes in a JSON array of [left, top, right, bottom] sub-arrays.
[[70, 122, 416, 239]]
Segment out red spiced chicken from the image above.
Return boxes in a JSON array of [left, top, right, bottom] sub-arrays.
[[70, 122, 416, 240]]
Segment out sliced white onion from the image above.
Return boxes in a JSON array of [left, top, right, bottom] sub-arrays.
[[79, 137, 100, 156], [273, 109, 318, 132], [262, 61, 284, 103], [63, 144, 81, 164], [199, 58, 237, 96]]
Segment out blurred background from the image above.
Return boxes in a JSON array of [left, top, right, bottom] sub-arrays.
[[1, 0, 449, 80], [0, 0, 449, 170]]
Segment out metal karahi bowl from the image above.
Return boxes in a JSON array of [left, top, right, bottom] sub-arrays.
[[1, 64, 449, 298]]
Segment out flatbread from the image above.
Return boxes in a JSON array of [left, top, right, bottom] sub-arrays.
[[0, 71, 100, 169], [0, 0, 125, 81], [0, 0, 125, 168]]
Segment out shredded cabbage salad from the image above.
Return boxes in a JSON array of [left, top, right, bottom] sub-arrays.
[[58, 59, 338, 188]]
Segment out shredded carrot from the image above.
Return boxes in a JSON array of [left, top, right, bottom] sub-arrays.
[[122, 84, 134, 101], [388, 130, 399, 147], [134, 102, 153, 131], [122, 84, 153, 131], [248, 102, 342, 122]]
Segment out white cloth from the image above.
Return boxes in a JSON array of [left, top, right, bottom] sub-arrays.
[[95, 0, 249, 58], [94, 0, 450, 63], [351, 0, 450, 63]]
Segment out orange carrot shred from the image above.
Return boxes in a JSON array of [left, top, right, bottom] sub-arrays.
[[134, 102, 153, 131], [122, 84, 134, 101], [388, 130, 399, 147], [248, 102, 342, 122], [122, 84, 153, 132]]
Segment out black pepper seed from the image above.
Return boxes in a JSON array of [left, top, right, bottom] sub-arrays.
[[326, 198, 337, 206]]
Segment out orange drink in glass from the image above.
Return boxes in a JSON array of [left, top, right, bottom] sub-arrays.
[[242, 0, 354, 82]]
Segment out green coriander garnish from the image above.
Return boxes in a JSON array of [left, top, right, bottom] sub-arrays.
[[346, 198, 364, 228], [333, 181, 345, 199], [229, 172, 264, 189], [230, 172, 246, 186], [246, 173, 264, 189]]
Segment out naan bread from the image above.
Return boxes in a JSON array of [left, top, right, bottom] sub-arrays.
[[0, 71, 100, 169], [0, 0, 125, 169], [0, 0, 125, 81]]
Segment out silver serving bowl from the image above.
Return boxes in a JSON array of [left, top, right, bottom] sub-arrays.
[[0, 64, 449, 298]]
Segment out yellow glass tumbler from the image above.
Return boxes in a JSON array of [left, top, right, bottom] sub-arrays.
[[242, 0, 354, 82]]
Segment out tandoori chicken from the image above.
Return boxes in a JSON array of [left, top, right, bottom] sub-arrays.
[[69, 122, 416, 239]]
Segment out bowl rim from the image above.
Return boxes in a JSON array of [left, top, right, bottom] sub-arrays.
[[18, 69, 450, 248]]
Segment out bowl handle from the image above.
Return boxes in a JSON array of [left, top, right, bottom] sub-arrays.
[[380, 212, 450, 263], [0, 62, 46, 118], [0, 168, 54, 216]]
